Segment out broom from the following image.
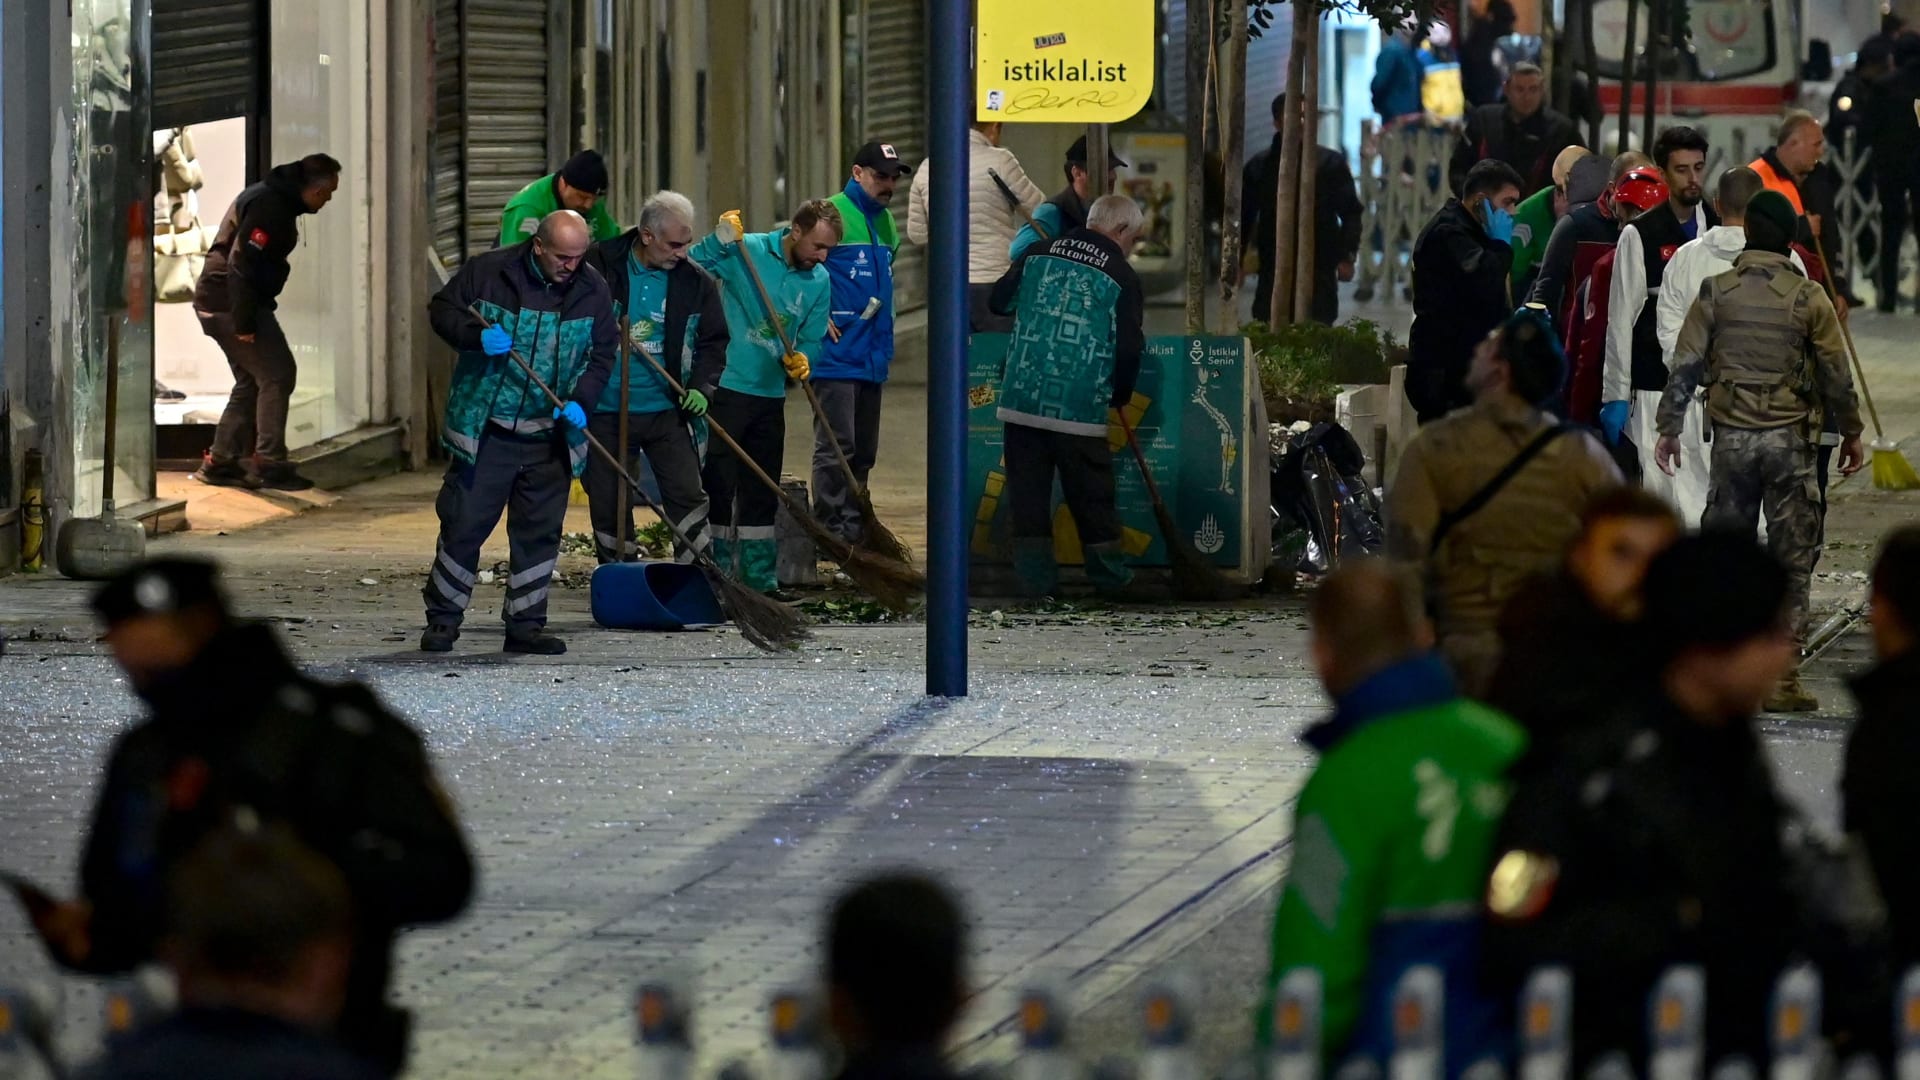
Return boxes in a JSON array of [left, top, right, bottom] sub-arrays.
[[1812, 232, 1920, 490], [1116, 409, 1241, 601], [721, 216, 918, 568], [629, 340, 925, 613], [466, 306, 809, 651]]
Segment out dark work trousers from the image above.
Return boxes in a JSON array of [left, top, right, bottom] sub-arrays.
[[1003, 421, 1122, 545], [1252, 267, 1339, 326], [1878, 170, 1919, 310], [810, 379, 883, 545], [584, 410, 711, 564], [423, 428, 571, 634], [969, 282, 1014, 333], [199, 309, 298, 466], [701, 388, 786, 547]]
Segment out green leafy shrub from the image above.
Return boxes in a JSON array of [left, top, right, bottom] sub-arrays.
[[1245, 318, 1398, 422]]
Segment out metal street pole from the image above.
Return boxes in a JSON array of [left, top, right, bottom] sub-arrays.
[[927, 0, 970, 697]]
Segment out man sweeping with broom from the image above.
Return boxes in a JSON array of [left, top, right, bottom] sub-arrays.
[[420, 209, 614, 655], [689, 200, 840, 595], [987, 193, 1146, 598], [1655, 189, 1865, 711], [582, 190, 728, 565]]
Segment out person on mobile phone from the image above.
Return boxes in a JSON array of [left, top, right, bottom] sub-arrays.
[[1406, 159, 1526, 424]]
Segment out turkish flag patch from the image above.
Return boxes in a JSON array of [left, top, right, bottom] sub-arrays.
[[1660, 244, 1679, 261], [248, 227, 270, 250]]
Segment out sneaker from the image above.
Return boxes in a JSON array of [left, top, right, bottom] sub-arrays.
[[154, 381, 186, 403], [504, 630, 567, 655], [192, 459, 261, 489], [1764, 670, 1819, 713], [420, 624, 460, 653], [254, 466, 316, 492]]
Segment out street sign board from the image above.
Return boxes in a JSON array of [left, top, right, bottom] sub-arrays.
[[975, 0, 1157, 124]]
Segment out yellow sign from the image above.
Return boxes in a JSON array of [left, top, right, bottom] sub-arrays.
[[976, 0, 1156, 124]]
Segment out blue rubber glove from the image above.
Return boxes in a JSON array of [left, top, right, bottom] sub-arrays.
[[1485, 204, 1516, 246], [1597, 400, 1630, 446], [554, 401, 587, 429], [480, 325, 513, 357]]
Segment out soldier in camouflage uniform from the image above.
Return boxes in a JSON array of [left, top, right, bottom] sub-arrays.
[[1655, 189, 1865, 711]]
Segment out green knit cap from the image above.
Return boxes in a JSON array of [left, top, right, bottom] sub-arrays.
[[1744, 190, 1798, 254]]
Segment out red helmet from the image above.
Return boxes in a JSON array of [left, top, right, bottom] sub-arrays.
[[1611, 166, 1671, 213]]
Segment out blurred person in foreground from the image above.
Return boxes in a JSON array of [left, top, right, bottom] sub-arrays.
[[1484, 533, 1803, 1071], [1259, 559, 1522, 1077], [1487, 486, 1680, 740], [11, 558, 473, 1077], [81, 824, 379, 1080], [1387, 307, 1621, 695], [1844, 526, 1920, 971], [827, 873, 968, 1080]]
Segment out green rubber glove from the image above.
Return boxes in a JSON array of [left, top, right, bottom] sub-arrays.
[[680, 388, 709, 417]]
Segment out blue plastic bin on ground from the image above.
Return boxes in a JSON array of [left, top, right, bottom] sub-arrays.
[[590, 561, 725, 630]]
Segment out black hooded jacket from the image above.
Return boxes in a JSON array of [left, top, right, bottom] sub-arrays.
[[194, 162, 317, 334], [1407, 198, 1515, 421]]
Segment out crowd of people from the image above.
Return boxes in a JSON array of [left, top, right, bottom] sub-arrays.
[[1403, 98, 1886, 711], [1269, 521, 1920, 1077]]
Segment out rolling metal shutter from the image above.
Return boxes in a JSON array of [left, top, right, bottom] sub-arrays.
[[857, 0, 927, 311], [461, 0, 556, 257], [151, 0, 261, 129], [432, 0, 467, 268]]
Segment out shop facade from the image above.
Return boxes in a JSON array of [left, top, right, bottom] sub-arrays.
[[0, 0, 422, 555]]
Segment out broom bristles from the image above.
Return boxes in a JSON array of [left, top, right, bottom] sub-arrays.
[[853, 488, 917, 568], [1873, 440, 1920, 492], [779, 490, 925, 612], [703, 568, 811, 651]]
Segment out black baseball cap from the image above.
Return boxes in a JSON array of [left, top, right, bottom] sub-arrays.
[[92, 558, 230, 626], [852, 142, 912, 178], [1066, 135, 1128, 170]]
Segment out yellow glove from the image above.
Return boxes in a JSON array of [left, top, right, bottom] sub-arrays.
[[781, 351, 810, 381], [717, 210, 746, 245]]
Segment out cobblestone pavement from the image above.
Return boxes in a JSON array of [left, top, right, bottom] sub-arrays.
[[0, 605, 1325, 1077]]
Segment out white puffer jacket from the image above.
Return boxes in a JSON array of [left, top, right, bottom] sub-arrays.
[[906, 128, 1047, 283]]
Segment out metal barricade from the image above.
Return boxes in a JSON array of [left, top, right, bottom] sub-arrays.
[[1352, 122, 1457, 306]]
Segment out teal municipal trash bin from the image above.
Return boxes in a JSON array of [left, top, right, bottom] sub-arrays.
[[590, 561, 725, 630]]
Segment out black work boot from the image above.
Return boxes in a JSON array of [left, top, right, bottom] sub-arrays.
[[253, 461, 316, 492], [504, 628, 567, 655], [420, 623, 461, 653]]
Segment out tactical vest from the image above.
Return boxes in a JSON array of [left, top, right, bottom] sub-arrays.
[[1628, 209, 1690, 393], [1701, 257, 1820, 431]]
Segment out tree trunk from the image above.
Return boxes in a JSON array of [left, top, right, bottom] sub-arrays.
[[1186, 0, 1210, 334], [1218, 0, 1249, 332], [1618, 0, 1638, 152], [1291, 10, 1320, 323], [1269, 0, 1311, 325]]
